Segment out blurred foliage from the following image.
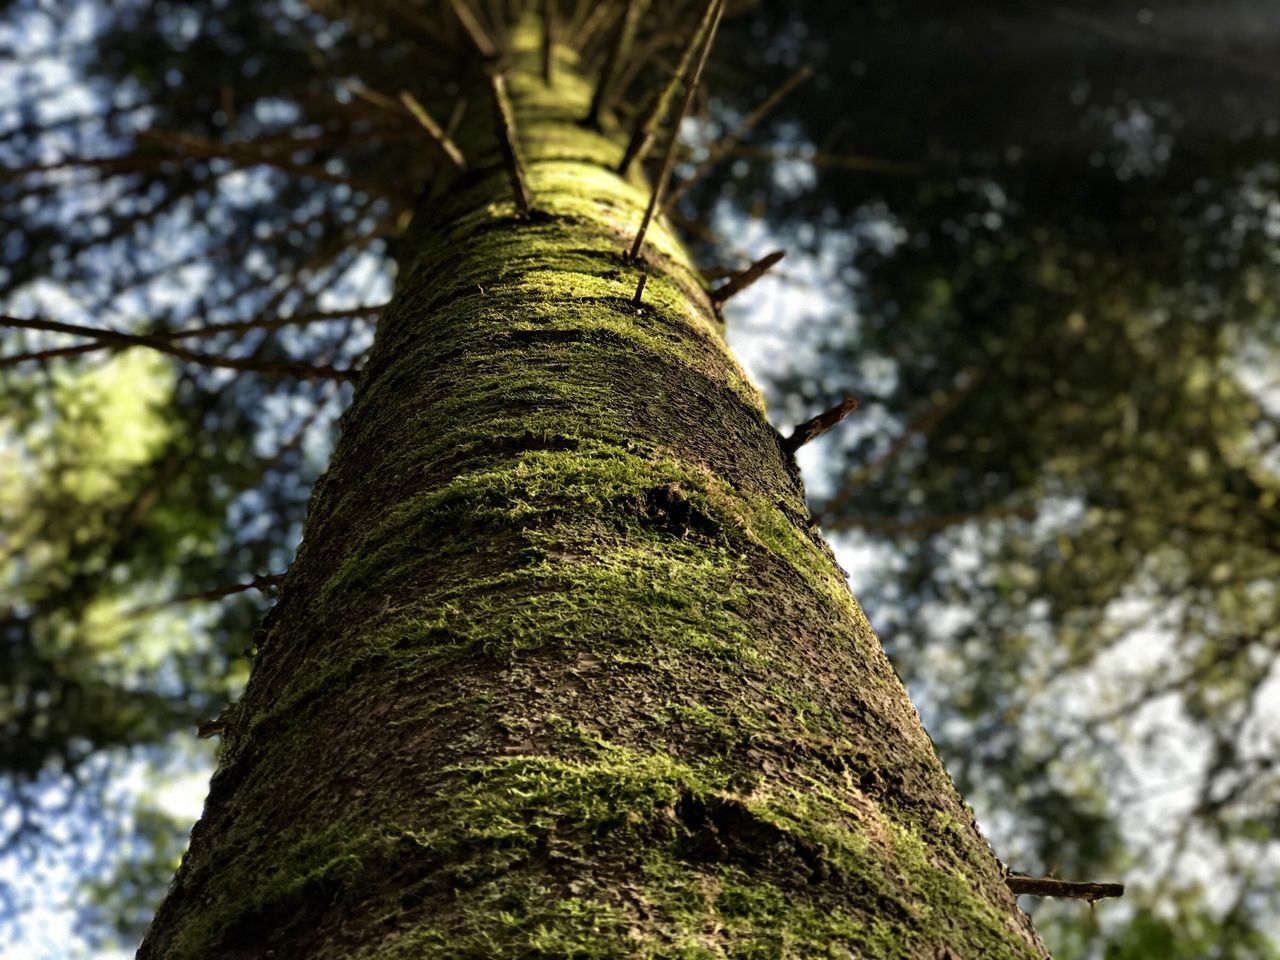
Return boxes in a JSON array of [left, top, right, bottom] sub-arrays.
[[0, 0, 1277, 956]]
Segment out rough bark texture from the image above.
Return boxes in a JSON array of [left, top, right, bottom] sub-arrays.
[[140, 23, 1048, 960]]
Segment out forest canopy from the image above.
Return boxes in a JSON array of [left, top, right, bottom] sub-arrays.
[[1, 1, 1277, 956]]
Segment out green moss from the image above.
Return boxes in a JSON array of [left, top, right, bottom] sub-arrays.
[[657, 701, 742, 755], [387, 692, 494, 728], [168, 816, 386, 959], [266, 541, 755, 729], [370, 883, 632, 960], [638, 861, 875, 960]]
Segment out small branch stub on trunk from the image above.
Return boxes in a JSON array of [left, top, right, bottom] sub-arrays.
[[489, 72, 533, 216], [783, 395, 860, 455], [711, 249, 785, 304], [1005, 874, 1125, 903]]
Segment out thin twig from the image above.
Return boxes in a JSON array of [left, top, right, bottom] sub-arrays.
[[542, 0, 555, 85], [447, 0, 498, 58], [136, 130, 390, 195], [445, 97, 468, 138], [489, 72, 532, 215], [343, 79, 403, 114], [665, 65, 812, 208], [711, 249, 785, 304], [1005, 874, 1124, 903], [627, 0, 722, 262], [783, 396, 860, 455], [399, 90, 468, 170], [0, 305, 382, 369], [617, 0, 718, 175], [0, 315, 357, 380], [585, 0, 641, 128], [632, 272, 647, 306], [574, 1, 616, 50]]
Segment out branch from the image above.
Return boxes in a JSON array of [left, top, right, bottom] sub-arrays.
[[131, 574, 287, 616], [830, 504, 1037, 537], [585, 0, 641, 127], [399, 90, 468, 171], [627, 0, 722, 263], [710, 249, 785, 304], [574, 2, 618, 50], [1005, 874, 1124, 903], [489, 72, 533, 215], [617, 0, 719, 175], [0, 305, 381, 368], [783, 396, 859, 455], [665, 65, 812, 208], [447, 0, 498, 59], [541, 0, 555, 85], [726, 143, 920, 175], [136, 130, 390, 195], [820, 367, 982, 518], [0, 315, 357, 380]]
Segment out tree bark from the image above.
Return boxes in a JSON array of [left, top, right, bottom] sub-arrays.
[[140, 20, 1047, 960]]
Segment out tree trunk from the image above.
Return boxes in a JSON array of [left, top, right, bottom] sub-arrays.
[[140, 20, 1047, 960]]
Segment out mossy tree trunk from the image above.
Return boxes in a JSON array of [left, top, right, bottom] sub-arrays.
[[140, 19, 1048, 960]]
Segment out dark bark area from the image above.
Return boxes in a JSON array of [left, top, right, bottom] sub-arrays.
[[139, 22, 1047, 960]]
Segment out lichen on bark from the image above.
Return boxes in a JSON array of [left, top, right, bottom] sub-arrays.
[[139, 18, 1048, 960]]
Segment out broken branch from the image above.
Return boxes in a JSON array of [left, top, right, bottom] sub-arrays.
[[665, 65, 812, 208], [711, 249, 786, 304], [398, 90, 468, 170], [783, 396, 860, 455], [627, 0, 722, 262], [1005, 874, 1125, 903], [617, 0, 719, 175], [489, 71, 533, 215]]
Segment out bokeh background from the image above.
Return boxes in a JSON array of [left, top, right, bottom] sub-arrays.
[[2, 1, 1278, 956]]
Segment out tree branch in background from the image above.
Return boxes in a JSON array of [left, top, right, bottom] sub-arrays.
[[628, 0, 722, 263], [0, 315, 359, 380], [664, 65, 812, 209], [398, 91, 467, 171], [820, 367, 982, 523], [617, 0, 720, 175]]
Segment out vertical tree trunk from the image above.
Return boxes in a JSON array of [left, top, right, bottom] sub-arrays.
[[140, 20, 1047, 960]]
